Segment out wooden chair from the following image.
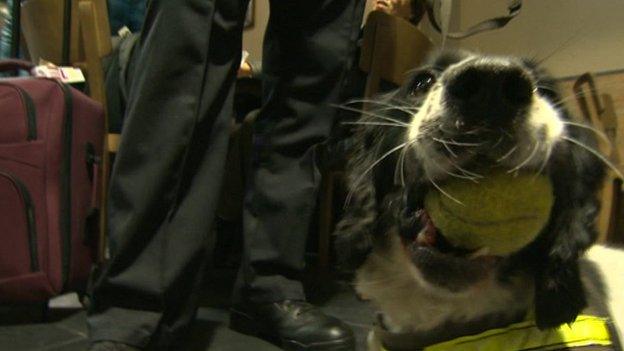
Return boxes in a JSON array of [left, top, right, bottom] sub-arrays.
[[21, 0, 117, 261], [77, 0, 117, 260], [317, 11, 434, 270], [573, 73, 624, 244], [20, 0, 82, 65]]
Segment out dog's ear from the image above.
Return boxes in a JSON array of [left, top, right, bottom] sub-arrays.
[[333, 124, 386, 270], [333, 160, 378, 270], [332, 89, 415, 269], [533, 126, 605, 329], [533, 211, 593, 329], [534, 256, 587, 329]]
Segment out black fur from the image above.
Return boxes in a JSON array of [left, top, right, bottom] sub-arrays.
[[334, 50, 606, 329]]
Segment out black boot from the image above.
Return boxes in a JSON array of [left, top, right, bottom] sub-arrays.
[[230, 300, 355, 351]]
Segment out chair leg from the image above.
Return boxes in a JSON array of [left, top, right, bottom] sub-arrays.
[[318, 171, 335, 271]]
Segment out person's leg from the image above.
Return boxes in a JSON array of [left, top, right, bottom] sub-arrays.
[[87, 0, 248, 349], [240, 0, 364, 306], [232, 0, 365, 349]]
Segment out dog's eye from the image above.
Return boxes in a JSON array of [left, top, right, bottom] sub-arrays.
[[408, 72, 436, 97], [537, 86, 559, 101]]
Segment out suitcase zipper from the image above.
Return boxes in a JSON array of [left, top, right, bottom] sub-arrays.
[[50, 80, 73, 290], [0, 83, 38, 140], [0, 171, 39, 272]]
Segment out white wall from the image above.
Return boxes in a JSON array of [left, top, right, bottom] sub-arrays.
[[451, 0, 624, 78], [243, 0, 624, 78]]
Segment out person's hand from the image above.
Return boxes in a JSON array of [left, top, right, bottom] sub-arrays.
[[237, 61, 253, 78], [373, 0, 412, 20], [373, 0, 391, 12]]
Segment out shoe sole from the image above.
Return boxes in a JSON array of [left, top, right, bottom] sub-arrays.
[[229, 309, 356, 351]]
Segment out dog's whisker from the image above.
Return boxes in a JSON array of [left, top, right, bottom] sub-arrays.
[[341, 121, 407, 128], [367, 96, 423, 113], [439, 138, 458, 158], [420, 136, 480, 180], [508, 142, 540, 174], [451, 162, 484, 179], [497, 145, 518, 163], [375, 104, 420, 112], [562, 121, 611, 145], [436, 123, 485, 136], [550, 92, 589, 109], [535, 84, 557, 92], [424, 144, 480, 181], [345, 98, 421, 114], [432, 137, 483, 147], [498, 128, 514, 139], [535, 143, 553, 178], [344, 98, 396, 107], [371, 104, 423, 117], [349, 97, 416, 108], [345, 141, 411, 206], [563, 136, 623, 178], [425, 169, 464, 205], [331, 104, 411, 127], [425, 148, 480, 182], [398, 144, 410, 186], [467, 125, 493, 135], [441, 165, 480, 182], [401, 138, 421, 185], [451, 138, 485, 147], [534, 26, 585, 66], [491, 135, 504, 149], [389, 106, 422, 116]]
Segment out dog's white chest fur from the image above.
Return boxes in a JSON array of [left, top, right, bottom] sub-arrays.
[[355, 235, 532, 334]]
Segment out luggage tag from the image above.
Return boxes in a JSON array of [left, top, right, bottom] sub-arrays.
[[32, 59, 86, 84]]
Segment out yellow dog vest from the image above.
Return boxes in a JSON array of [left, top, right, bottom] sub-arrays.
[[380, 315, 617, 351]]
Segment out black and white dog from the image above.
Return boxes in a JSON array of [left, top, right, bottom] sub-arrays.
[[334, 50, 623, 349]]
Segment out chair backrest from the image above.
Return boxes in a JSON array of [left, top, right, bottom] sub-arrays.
[[77, 0, 113, 105], [359, 10, 434, 98], [573, 73, 621, 167], [20, 0, 82, 64]]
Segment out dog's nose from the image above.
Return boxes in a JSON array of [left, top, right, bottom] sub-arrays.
[[446, 64, 534, 126]]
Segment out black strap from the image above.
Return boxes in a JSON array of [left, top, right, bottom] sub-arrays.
[[426, 0, 522, 39], [62, 0, 72, 65], [10, 0, 20, 57]]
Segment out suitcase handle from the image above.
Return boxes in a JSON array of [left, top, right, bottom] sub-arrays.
[[84, 143, 101, 251], [0, 59, 35, 74], [85, 143, 101, 209]]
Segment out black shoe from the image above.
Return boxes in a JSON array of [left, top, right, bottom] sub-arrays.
[[230, 300, 355, 351], [89, 341, 141, 351]]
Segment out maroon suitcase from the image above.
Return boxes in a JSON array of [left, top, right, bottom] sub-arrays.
[[0, 60, 104, 302]]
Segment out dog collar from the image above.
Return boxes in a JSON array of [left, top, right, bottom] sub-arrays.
[[377, 315, 615, 351]]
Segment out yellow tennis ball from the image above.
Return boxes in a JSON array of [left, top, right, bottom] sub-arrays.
[[424, 169, 554, 256]]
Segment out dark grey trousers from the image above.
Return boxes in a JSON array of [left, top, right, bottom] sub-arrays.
[[237, 0, 365, 304], [87, 0, 364, 349]]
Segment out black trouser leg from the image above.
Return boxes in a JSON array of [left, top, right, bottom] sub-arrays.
[[237, 0, 365, 304], [87, 0, 248, 349]]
